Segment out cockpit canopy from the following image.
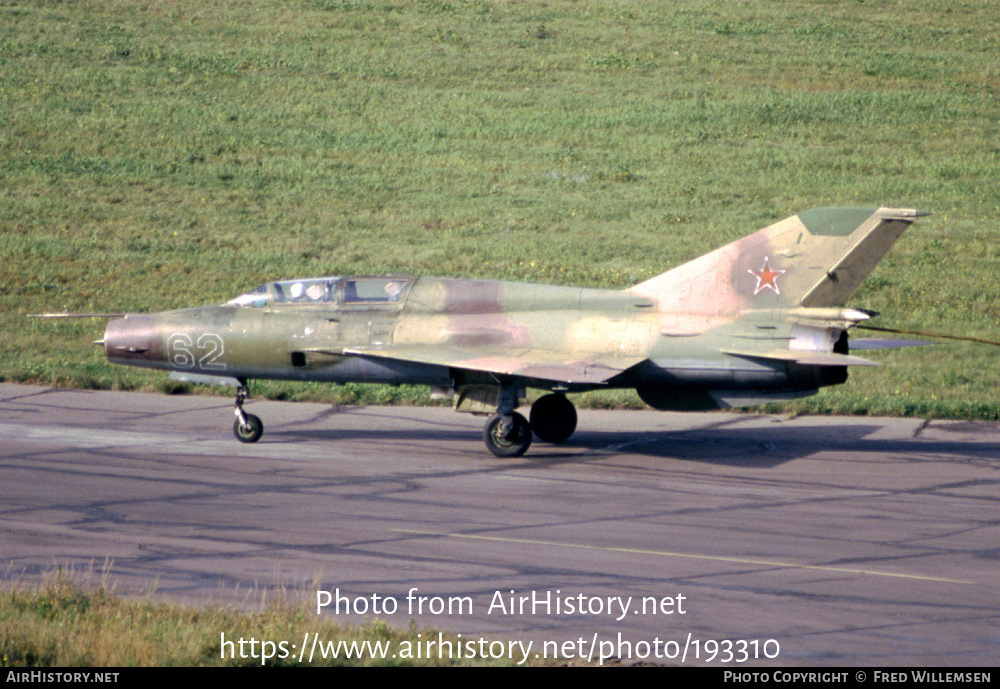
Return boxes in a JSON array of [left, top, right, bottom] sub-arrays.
[[227, 277, 412, 308]]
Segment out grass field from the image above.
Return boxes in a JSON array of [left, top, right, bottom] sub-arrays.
[[2, 0, 1000, 417], [1, 569, 521, 666]]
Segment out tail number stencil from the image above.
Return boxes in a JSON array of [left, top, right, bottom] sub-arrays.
[[167, 334, 227, 371]]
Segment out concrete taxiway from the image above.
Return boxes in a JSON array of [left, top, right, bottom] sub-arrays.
[[1, 383, 997, 666]]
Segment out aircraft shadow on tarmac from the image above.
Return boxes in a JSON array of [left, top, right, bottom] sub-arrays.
[[259, 420, 1000, 469]]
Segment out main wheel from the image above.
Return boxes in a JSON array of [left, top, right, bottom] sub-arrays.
[[529, 393, 577, 443], [483, 412, 532, 458], [233, 414, 263, 443]]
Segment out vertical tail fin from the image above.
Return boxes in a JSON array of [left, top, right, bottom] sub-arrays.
[[628, 207, 927, 315]]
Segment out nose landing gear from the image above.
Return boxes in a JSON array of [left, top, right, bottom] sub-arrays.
[[233, 381, 263, 443]]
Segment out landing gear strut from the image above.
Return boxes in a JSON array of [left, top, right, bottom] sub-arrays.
[[233, 381, 263, 443], [481, 384, 532, 457]]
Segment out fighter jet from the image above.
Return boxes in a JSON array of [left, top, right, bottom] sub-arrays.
[[91, 206, 925, 457]]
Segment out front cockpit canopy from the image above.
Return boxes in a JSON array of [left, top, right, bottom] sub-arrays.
[[227, 277, 411, 308]]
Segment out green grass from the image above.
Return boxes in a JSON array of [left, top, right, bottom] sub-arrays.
[[3, 0, 1000, 417]]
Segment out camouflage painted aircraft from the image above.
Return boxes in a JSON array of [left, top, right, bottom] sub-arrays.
[[92, 206, 925, 457]]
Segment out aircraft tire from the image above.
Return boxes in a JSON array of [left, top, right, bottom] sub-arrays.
[[233, 414, 264, 443], [529, 394, 577, 443], [483, 412, 532, 458]]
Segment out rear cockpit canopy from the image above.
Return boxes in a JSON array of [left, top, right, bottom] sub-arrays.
[[227, 278, 337, 307], [227, 277, 412, 308]]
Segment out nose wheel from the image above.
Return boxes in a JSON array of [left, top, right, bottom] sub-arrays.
[[234, 414, 263, 443], [233, 382, 264, 443]]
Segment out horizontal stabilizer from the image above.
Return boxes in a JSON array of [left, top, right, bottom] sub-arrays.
[[723, 348, 879, 367]]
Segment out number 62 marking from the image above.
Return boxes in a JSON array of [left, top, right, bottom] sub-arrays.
[[166, 333, 227, 371]]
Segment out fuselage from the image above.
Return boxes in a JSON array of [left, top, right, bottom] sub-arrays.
[[86, 207, 927, 455], [103, 275, 849, 410]]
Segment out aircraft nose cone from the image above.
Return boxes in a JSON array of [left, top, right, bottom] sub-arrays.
[[104, 316, 165, 365]]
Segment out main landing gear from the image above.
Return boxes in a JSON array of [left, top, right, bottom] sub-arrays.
[[483, 412, 533, 458], [233, 381, 263, 443], [528, 393, 577, 444], [226, 380, 577, 458], [481, 392, 578, 458]]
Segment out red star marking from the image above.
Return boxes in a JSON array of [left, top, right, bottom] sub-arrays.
[[747, 257, 786, 295]]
